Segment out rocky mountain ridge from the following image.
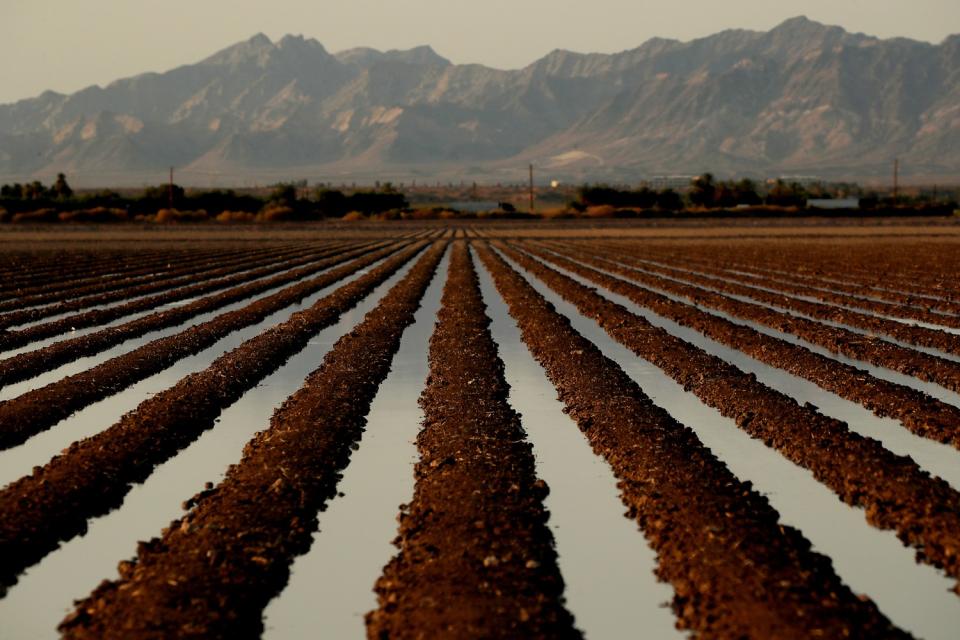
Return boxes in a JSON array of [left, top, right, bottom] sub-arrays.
[[1, 16, 957, 185]]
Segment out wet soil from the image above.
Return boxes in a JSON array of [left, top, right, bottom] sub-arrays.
[[649, 251, 960, 323], [584, 242, 960, 394], [496, 242, 960, 594], [475, 243, 909, 639], [0, 245, 277, 310], [537, 242, 960, 449], [0, 243, 358, 349], [0, 243, 398, 450], [0, 243, 330, 331], [56, 242, 446, 638], [366, 243, 578, 639], [596, 243, 960, 356], [0, 241, 386, 389]]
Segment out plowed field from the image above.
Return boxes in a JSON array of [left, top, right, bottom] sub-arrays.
[[1, 223, 958, 639]]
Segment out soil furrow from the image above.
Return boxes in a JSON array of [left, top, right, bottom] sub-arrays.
[[0, 241, 402, 451], [366, 243, 578, 640], [53, 242, 446, 639], [0, 242, 361, 349], [0, 241, 386, 391], [641, 250, 960, 318], [0, 243, 332, 330], [632, 242, 960, 303], [497, 241, 960, 593], [538, 242, 960, 448], [0, 241, 435, 597], [580, 242, 960, 394], [638, 251, 960, 330], [0, 248, 201, 296], [595, 244, 960, 355], [474, 243, 908, 639], [0, 245, 275, 308]]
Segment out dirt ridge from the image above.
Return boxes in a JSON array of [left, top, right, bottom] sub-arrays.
[[57, 241, 446, 638], [367, 242, 578, 639]]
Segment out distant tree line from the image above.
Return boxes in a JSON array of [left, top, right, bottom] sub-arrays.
[[575, 185, 684, 211], [575, 175, 959, 212], [0, 176, 409, 221], [1, 173, 74, 201], [576, 175, 799, 210], [2, 174, 956, 223]]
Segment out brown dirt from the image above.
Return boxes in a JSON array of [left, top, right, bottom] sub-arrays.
[[0, 243, 354, 347], [632, 246, 960, 317], [600, 245, 960, 356], [584, 241, 960, 394], [0, 245, 275, 308], [366, 242, 578, 639], [535, 241, 960, 448], [0, 247, 192, 296], [0, 240, 385, 391], [495, 242, 960, 593], [628, 240, 960, 302], [0, 241, 401, 450], [0, 242, 433, 596], [475, 243, 909, 639], [0, 242, 328, 330], [56, 242, 446, 639]]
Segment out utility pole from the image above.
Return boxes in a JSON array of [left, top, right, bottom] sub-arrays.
[[168, 166, 175, 210], [529, 164, 535, 214], [892, 158, 899, 203]]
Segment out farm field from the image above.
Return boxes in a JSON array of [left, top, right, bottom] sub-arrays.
[[0, 222, 958, 639]]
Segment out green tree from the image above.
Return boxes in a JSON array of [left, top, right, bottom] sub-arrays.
[[765, 180, 808, 208], [656, 189, 683, 211], [0, 183, 24, 199], [313, 189, 348, 218], [24, 181, 47, 200], [269, 183, 298, 205], [689, 173, 716, 208], [53, 173, 73, 199]]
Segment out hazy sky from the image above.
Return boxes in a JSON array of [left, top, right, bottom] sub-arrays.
[[2, 0, 958, 104]]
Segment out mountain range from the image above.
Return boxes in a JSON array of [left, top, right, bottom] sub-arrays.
[[1, 16, 958, 186]]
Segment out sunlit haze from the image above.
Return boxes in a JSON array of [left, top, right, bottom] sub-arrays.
[[1, 0, 958, 104]]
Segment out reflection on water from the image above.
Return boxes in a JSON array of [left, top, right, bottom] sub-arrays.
[[0, 255, 393, 490], [624, 258, 960, 360], [501, 248, 960, 640], [0, 256, 416, 640], [0, 256, 364, 401], [475, 251, 685, 640], [263, 250, 448, 639], [638, 257, 960, 336], [550, 252, 960, 492]]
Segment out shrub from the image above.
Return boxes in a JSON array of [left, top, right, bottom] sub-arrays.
[[256, 205, 297, 222], [341, 211, 367, 221], [58, 207, 128, 223], [584, 205, 618, 218], [155, 208, 209, 223], [12, 208, 58, 223], [215, 210, 257, 223]]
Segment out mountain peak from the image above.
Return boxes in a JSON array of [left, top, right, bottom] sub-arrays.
[[278, 34, 326, 51], [248, 32, 273, 46], [335, 45, 450, 68], [768, 16, 838, 38], [1, 20, 959, 183], [391, 45, 450, 67], [202, 33, 276, 66], [777, 15, 815, 27]]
